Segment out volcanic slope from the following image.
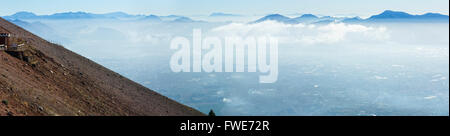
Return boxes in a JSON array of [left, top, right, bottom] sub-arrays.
[[0, 18, 203, 116]]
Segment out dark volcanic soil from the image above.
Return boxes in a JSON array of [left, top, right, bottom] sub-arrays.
[[0, 18, 204, 116]]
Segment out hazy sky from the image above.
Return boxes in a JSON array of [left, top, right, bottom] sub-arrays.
[[1, 0, 449, 16]]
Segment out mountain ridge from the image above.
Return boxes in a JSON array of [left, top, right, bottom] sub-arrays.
[[4, 10, 448, 24], [3, 11, 191, 22], [253, 10, 449, 24]]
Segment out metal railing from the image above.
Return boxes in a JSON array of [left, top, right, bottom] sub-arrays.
[[0, 44, 6, 51], [7, 43, 25, 51]]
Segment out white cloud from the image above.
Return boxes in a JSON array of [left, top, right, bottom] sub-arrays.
[[210, 21, 389, 45], [222, 98, 232, 103], [374, 75, 389, 80], [424, 96, 437, 100], [125, 31, 173, 44]]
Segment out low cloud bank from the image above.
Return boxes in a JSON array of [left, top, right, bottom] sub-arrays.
[[211, 21, 389, 45]]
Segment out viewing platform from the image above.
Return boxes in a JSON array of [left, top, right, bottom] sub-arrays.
[[1, 26, 27, 52]]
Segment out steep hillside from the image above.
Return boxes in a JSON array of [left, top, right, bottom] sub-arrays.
[[0, 18, 204, 116]]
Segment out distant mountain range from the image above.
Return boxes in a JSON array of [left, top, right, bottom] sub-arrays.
[[253, 10, 448, 24], [2, 11, 197, 23], [253, 14, 298, 24], [5, 19, 71, 43], [4, 11, 108, 19], [2, 10, 448, 24], [253, 13, 341, 24], [367, 10, 449, 22]]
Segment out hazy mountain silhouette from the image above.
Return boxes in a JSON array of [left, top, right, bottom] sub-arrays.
[[252, 10, 449, 24], [4, 11, 138, 20], [292, 14, 321, 23], [253, 14, 298, 24], [209, 12, 241, 17], [4, 10, 448, 24], [4, 11, 39, 20], [341, 17, 364, 23], [367, 10, 449, 22], [171, 17, 196, 23], [141, 15, 162, 21], [3, 11, 204, 23], [6, 19, 70, 43]]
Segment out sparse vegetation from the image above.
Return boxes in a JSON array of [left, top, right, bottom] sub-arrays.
[[208, 109, 216, 116], [1, 99, 8, 105]]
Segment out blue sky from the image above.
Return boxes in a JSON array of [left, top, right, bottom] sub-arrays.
[[1, 0, 448, 16]]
